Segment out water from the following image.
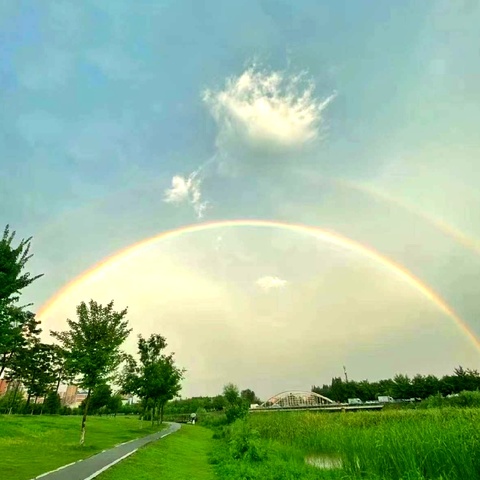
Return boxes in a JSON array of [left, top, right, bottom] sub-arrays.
[[305, 453, 342, 469]]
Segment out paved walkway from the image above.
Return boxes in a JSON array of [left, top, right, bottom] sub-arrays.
[[35, 423, 181, 480]]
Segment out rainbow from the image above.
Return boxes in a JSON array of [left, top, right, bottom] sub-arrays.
[[37, 219, 480, 350], [335, 178, 480, 256]]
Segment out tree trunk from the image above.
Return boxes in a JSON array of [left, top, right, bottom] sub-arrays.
[[160, 402, 165, 425], [151, 403, 155, 427], [9, 381, 20, 414], [55, 376, 61, 394], [25, 393, 31, 413], [80, 389, 91, 446]]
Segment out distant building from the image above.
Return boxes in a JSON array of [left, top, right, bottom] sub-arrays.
[[62, 385, 88, 408], [0, 379, 8, 395]]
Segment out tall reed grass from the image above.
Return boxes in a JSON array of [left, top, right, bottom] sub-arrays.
[[248, 408, 480, 479]]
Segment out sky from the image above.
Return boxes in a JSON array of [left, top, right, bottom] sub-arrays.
[[1, 0, 480, 399]]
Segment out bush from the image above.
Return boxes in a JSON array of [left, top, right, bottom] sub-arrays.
[[0, 389, 25, 414], [211, 418, 325, 479], [419, 390, 480, 409]]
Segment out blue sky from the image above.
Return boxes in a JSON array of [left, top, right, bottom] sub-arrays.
[[2, 1, 480, 396]]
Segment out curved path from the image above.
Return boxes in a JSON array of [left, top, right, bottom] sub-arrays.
[[33, 422, 181, 480]]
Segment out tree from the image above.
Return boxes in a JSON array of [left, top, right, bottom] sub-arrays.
[[0, 306, 42, 378], [121, 334, 184, 426], [86, 383, 112, 414], [0, 383, 25, 414], [0, 225, 43, 305], [223, 383, 248, 423], [51, 300, 131, 445], [107, 393, 123, 416], [43, 391, 61, 414], [15, 342, 57, 411], [240, 388, 261, 405], [391, 374, 413, 399]]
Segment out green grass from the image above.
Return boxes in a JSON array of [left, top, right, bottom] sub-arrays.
[[98, 425, 215, 480], [0, 415, 166, 480], [210, 419, 341, 479], [247, 408, 480, 479]]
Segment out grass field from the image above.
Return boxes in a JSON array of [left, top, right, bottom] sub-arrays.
[[247, 408, 480, 479], [98, 425, 215, 480], [0, 415, 166, 480]]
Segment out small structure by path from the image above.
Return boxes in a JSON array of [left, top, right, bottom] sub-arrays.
[[33, 422, 181, 480]]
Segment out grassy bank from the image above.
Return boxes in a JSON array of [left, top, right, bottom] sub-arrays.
[[98, 425, 215, 480], [0, 415, 166, 480], [244, 408, 480, 479]]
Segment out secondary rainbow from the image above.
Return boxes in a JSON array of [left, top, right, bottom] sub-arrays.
[[37, 219, 480, 350]]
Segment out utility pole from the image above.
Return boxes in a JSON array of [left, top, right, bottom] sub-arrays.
[[343, 365, 349, 383]]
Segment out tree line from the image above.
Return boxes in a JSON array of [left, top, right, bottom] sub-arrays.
[[312, 367, 480, 402], [0, 225, 184, 445]]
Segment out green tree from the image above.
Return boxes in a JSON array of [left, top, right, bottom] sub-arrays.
[[212, 394, 226, 411], [121, 334, 184, 426], [0, 307, 41, 378], [0, 225, 43, 305], [223, 383, 248, 423], [391, 374, 413, 399], [86, 383, 112, 414], [43, 391, 61, 414], [17, 342, 57, 411], [240, 388, 261, 405], [0, 383, 25, 414], [51, 300, 131, 445], [107, 393, 123, 416]]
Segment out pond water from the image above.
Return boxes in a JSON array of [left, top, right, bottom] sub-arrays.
[[305, 453, 342, 469]]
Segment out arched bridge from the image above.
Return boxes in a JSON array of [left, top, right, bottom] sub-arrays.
[[251, 390, 383, 412], [261, 390, 335, 408]]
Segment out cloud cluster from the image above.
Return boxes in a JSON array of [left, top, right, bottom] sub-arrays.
[[203, 65, 336, 160], [256, 275, 288, 291], [163, 171, 208, 219], [164, 65, 335, 218]]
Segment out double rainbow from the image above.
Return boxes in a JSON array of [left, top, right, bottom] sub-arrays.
[[38, 219, 479, 351]]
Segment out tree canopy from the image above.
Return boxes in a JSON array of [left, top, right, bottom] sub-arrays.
[[121, 333, 184, 425], [51, 299, 131, 445], [0, 225, 43, 305]]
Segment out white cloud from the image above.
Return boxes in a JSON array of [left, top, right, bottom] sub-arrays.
[[203, 65, 336, 161], [256, 275, 288, 291], [163, 171, 208, 219]]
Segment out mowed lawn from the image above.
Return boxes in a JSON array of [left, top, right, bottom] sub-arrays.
[[0, 415, 166, 480], [99, 425, 215, 480]]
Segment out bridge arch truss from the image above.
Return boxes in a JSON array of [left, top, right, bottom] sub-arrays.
[[261, 390, 334, 408]]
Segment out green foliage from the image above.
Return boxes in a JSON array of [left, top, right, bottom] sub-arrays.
[[241, 388, 261, 405], [226, 421, 267, 462], [50, 299, 131, 444], [0, 307, 41, 378], [51, 300, 131, 391], [0, 384, 25, 413], [107, 394, 123, 416], [164, 395, 226, 415], [99, 426, 215, 480], [0, 415, 167, 480], [312, 366, 480, 402], [246, 408, 480, 479], [0, 225, 43, 304], [211, 418, 327, 479], [121, 333, 184, 425], [43, 392, 62, 414], [419, 390, 480, 409], [15, 342, 58, 407], [223, 383, 249, 424], [85, 383, 112, 414]]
